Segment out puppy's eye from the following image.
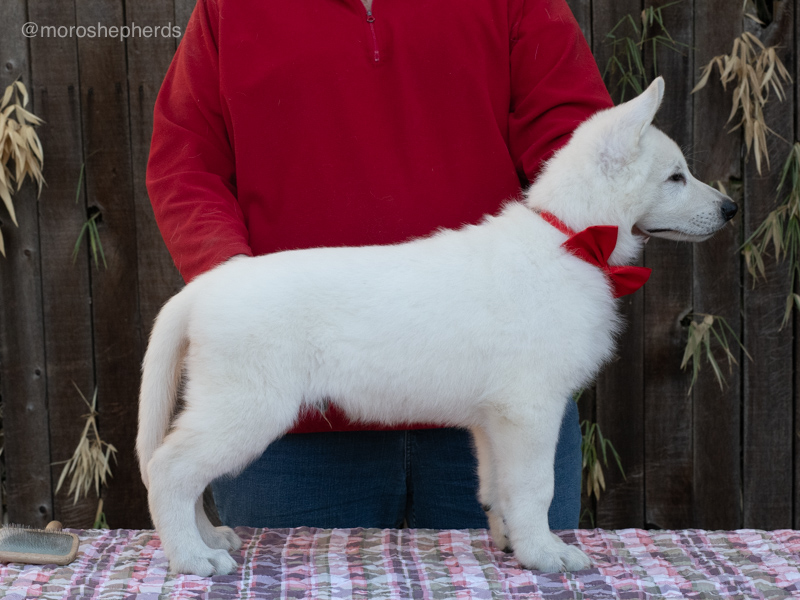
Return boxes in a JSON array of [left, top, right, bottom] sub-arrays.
[[669, 172, 686, 183]]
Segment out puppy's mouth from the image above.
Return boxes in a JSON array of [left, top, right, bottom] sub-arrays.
[[632, 224, 651, 242], [634, 225, 712, 243]]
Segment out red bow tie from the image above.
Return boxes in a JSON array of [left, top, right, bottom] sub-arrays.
[[539, 211, 651, 298]]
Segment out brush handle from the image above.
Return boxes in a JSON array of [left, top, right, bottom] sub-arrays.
[[44, 521, 63, 533]]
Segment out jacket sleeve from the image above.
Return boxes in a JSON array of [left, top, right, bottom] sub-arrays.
[[146, 0, 252, 283], [508, 0, 613, 183]]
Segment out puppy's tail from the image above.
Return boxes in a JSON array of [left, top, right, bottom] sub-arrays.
[[136, 289, 192, 490]]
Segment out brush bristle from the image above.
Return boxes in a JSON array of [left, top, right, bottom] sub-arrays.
[[0, 525, 74, 556]]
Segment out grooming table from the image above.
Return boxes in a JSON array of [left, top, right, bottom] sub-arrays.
[[1, 527, 799, 599]]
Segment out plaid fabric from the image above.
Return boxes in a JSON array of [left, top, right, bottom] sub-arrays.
[[1, 528, 800, 599]]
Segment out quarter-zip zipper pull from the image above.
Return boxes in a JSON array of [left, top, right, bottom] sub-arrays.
[[366, 10, 380, 62]]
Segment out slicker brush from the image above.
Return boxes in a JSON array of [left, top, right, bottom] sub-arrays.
[[0, 521, 79, 566]]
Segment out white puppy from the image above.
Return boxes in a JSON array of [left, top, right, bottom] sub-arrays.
[[137, 77, 736, 576]]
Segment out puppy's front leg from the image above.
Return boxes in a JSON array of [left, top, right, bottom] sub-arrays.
[[195, 496, 242, 551], [470, 425, 510, 552], [486, 401, 590, 572]]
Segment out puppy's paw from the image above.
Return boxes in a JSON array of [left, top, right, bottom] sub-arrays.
[[201, 526, 243, 551], [486, 510, 510, 552], [169, 548, 238, 577], [559, 543, 592, 571], [514, 535, 591, 572]]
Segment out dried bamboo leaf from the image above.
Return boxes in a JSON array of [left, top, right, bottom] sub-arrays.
[[52, 383, 117, 505], [0, 182, 18, 226], [703, 332, 726, 390], [728, 86, 743, 124], [594, 460, 606, 492], [745, 11, 765, 24], [693, 31, 791, 174], [783, 294, 794, 327], [692, 61, 716, 93], [682, 313, 749, 393], [26, 126, 44, 162], [0, 86, 13, 111], [14, 81, 29, 108], [743, 31, 764, 51], [759, 56, 780, 91], [0, 80, 44, 256]]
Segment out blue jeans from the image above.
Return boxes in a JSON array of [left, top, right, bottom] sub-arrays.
[[212, 400, 581, 529]]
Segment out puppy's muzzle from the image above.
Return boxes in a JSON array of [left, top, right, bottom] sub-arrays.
[[721, 198, 738, 221]]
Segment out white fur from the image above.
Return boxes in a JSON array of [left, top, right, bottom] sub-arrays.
[[137, 78, 734, 576]]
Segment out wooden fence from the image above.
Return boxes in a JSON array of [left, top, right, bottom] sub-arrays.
[[0, 0, 797, 531]]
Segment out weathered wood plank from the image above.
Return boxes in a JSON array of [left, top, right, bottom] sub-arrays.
[[74, 0, 147, 528], [742, 1, 794, 529], [126, 0, 184, 353], [795, 0, 800, 532], [174, 0, 196, 37], [126, 0, 184, 527], [642, 0, 695, 530], [0, 0, 52, 528], [593, 0, 646, 529], [27, 0, 98, 529], [567, 21, 596, 530], [565, 0, 593, 46], [126, 0, 183, 343], [691, 0, 743, 530], [567, 0, 597, 528]]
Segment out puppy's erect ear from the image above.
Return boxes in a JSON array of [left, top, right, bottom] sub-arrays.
[[626, 77, 664, 138], [598, 76, 665, 172]]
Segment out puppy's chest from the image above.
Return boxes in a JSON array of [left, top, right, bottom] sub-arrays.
[[536, 256, 620, 350]]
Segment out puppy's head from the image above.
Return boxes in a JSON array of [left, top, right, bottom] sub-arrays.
[[529, 77, 737, 264], [605, 78, 737, 242]]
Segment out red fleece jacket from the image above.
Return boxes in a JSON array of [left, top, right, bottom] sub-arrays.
[[146, 0, 612, 433]]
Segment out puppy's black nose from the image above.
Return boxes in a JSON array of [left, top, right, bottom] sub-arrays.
[[721, 199, 738, 221]]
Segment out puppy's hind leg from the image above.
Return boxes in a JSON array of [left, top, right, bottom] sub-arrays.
[[470, 425, 510, 552], [147, 389, 298, 576]]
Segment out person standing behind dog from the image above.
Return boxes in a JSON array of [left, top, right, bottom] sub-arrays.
[[146, 0, 613, 530]]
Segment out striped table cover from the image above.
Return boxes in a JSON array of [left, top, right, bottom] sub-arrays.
[[2, 527, 800, 599]]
